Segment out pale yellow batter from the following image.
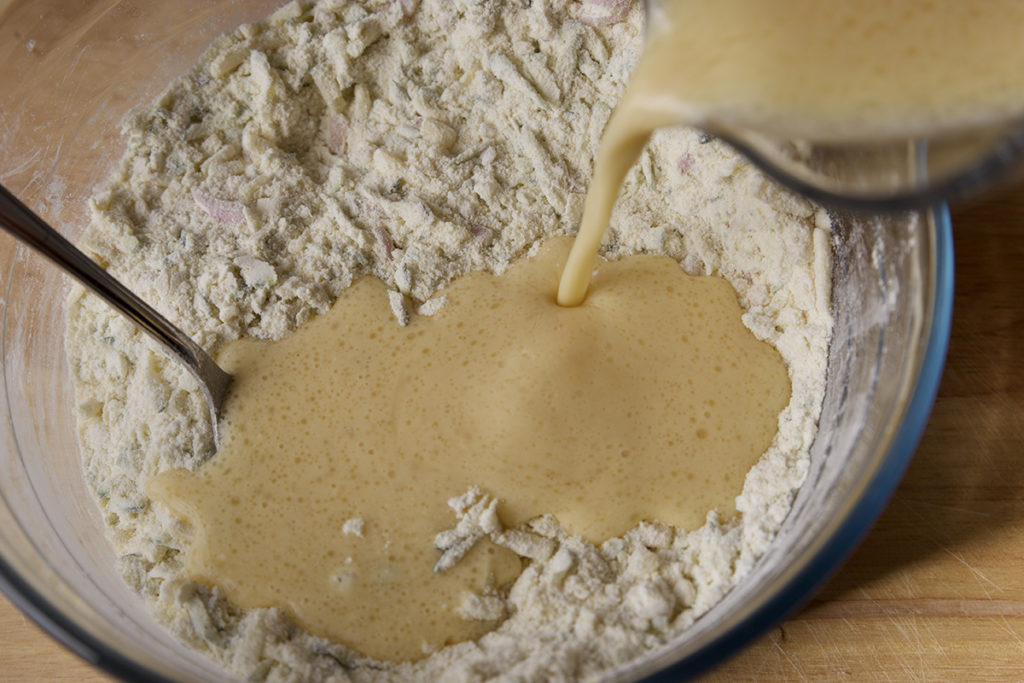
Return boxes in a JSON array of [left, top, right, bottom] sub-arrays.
[[148, 237, 789, 662]]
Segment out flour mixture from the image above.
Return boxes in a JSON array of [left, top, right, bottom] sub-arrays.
[[66, 1, 832, 680]]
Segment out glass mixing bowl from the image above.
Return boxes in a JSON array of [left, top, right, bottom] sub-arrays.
[[0, 1, 953, 680]]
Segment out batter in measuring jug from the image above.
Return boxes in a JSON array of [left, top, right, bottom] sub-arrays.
[[561, 0, 1024, 305]]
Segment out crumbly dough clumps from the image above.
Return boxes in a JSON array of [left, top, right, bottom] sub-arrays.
[[66, 0, 832, 680]]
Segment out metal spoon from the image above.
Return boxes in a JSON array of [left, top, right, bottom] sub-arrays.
[[0, 183, 231, 446]]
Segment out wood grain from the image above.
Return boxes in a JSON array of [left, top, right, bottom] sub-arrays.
[[2, 190, 1023, 681]]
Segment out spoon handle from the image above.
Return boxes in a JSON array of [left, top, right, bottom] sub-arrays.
[[0, 183, 230, 431]]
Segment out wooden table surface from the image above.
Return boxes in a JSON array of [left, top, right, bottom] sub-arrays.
[[1, 191, 1022, 681]]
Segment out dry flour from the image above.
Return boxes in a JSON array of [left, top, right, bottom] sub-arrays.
[[65, 0, 832, 680]]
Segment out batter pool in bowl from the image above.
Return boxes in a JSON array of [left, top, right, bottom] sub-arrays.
[[0, 1, 951, 681]]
